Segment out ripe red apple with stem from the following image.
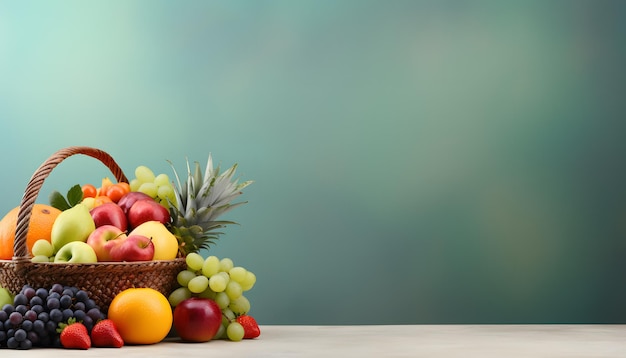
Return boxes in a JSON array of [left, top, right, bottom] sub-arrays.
[[109, 234, 155, 262], [86, 225, 127, 262], [173, 298, 222, 342]]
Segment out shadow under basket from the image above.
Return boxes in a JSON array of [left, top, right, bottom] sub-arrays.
[[0, 146, 186, 312]]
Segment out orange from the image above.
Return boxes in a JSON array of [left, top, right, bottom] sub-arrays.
[[0, 204, 61, 260], [81, 184, 98, 198], [104, 183, 128, 203], [107, 287, 173, 345], [116, 182, 131, 195]]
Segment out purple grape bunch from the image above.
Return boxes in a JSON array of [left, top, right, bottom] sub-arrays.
[[0, 284, 105, 349]]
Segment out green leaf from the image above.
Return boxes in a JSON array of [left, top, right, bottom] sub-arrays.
[[48, 184, 84, 211], [49, 191, 71, 211], [57, 317, 77, 333], [66, 184, 84, 207]]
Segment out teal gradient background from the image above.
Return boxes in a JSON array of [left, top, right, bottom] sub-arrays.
[[1, 1, 625, 324]]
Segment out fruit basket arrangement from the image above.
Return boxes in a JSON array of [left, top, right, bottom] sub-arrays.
[[0, 146, 187, 309], [0, 146, 258, 349]]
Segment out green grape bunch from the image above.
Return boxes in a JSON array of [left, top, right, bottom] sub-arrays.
[[168, 253, 257, 340], [129, 165, 177, 210]]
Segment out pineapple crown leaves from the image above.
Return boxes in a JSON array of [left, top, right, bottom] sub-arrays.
[[166, 154, 253, 255], [170, 224, 221, 253], [167, 154, 253, 214]]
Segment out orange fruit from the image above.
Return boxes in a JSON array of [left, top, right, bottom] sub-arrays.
[[93, 195, 113, 207], [0, 204, 62, 260], [98, 177, 114, 197], [116, 182, 131, 195], [81, 184, 98, 198], [107, 287, 173, 345], [104, 184, 127, 203]]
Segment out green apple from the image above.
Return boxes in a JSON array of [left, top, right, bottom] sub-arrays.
[[50, 203, 96, 252], [0, 287, 13, 307], [54, 241, 98, 263], [32, 239, 54, 257], [31, 255, 52, 263]]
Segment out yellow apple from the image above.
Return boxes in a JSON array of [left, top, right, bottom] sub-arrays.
[[128, 221, 178, 260]]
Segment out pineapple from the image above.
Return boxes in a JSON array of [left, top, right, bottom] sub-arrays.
[[167, 154, 253, 256]]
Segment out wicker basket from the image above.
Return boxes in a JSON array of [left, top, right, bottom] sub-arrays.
[[0, 146, 186, 312]]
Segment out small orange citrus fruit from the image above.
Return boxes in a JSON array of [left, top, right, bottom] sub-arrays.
[[93, 195, 113, 207], [104, 183, 128, 203], [107, 287, 173, 345], [98, 177, 114, 197], [81, 184, 98, 198], [0, 204, 61, 260]]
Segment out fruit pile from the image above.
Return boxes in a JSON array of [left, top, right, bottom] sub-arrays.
[[0, 154, 259, 349], [29, 169, 179, 264]]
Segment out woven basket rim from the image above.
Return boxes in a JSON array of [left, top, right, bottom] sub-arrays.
[[0, 258, 186, 265]]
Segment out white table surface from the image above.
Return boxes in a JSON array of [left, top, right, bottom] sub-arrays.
[[7, 324, 626, 357]]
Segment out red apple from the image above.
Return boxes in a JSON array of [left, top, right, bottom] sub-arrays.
[[109, 234, 154, 262], [173, 298, 222, 342], [127, 199, 170, 229], [90, 202, 128, 231], [86, 225, 127, 262], [117, 192, 154, 215]]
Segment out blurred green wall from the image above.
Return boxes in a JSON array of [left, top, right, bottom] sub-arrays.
[[1, 1, 625, 324]]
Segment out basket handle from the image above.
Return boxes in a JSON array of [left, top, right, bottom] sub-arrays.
[[13, 146, 128, 261]]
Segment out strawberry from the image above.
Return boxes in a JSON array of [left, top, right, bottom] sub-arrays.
[[58, 318, 91, 349], [91, 319, 124, 348], [236, 315, 261, 339]]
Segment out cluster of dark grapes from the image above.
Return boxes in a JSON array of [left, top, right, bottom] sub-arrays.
[[0, 284, 105, 349]]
